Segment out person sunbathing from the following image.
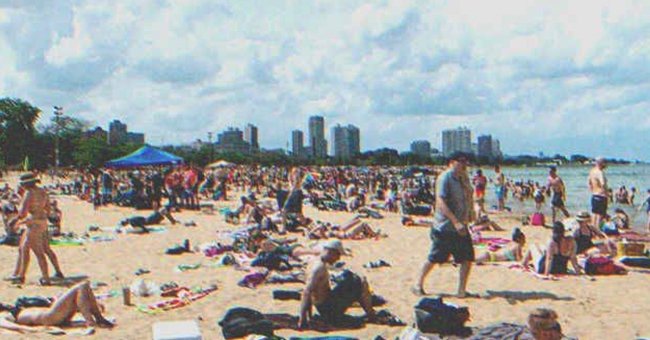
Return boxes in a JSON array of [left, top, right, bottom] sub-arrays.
[[475, 228, 526, 263], [470, 214, 504, 232], [119, 207, 177, 233], [0, 281, 114, 333], [298, 240, 376, 328], [522, 222, 583, 277], [306, 218, 382, 240]]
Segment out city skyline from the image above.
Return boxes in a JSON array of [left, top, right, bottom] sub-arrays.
[[2, 1, 650, 160]]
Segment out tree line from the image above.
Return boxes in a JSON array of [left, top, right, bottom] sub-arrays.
[[0, 97, 631, 170]]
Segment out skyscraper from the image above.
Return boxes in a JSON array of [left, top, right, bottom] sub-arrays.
[[477, 135, 494, 159], [442, 127, 472, 156], [291, 130, 304, 158], [244, 124, 259, 151], [308, 116, 327, 158], [332, 124, 360, 160], [214, 127, 251, 154], [108, 120, 128, 145], [410, 140, 431, 158]]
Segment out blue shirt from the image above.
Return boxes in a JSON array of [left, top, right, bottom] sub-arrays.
[[434, 169, 470, 233]]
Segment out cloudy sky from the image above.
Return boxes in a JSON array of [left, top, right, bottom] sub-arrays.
[[2, 0, 650, 160]]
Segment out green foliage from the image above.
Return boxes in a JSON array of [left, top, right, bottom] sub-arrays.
[[0, 98, 41, 167]]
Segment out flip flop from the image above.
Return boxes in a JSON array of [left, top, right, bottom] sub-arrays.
[[410, 286, 427, 296]]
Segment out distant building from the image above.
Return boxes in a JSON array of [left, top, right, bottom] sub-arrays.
[[331, 124, 360, 160], [244, 124, 259, 151], [471, 142, 478, 156], [410, 140, 431, 158], [107, 120, 145, 145], [442, 127, 472, 156], [214, 127, 251, 154], [84, 127, 108, 141], [127, 132, 145, 145], [291, 130, 304, 158], [309, 116, 327, 159], [477, 135, 494, 159], [108, 120, 128, 145], [492, 139, 502, 158]]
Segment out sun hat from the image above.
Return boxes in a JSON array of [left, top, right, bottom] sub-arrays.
[[322, 239, 346, 255], [575, 211, 591, 222], [19, 173, 40, 185]]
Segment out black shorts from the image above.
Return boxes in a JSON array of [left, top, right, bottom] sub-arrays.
[[591, 195, 608, 216], [428, 228, 475, 264], [551, 193, 564, 208], [315, 270, 363, 323]]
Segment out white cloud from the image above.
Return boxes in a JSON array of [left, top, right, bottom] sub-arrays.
[[0, 0, 649, 159]]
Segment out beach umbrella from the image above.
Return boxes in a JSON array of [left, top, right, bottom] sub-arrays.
[[207, 160, 235, 169]]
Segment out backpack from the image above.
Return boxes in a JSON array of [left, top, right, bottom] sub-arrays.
[[584, 256, 625, 275], [414, 297, 470, 335], [530, 212, 545, 226], [218, 307, 274, 339]]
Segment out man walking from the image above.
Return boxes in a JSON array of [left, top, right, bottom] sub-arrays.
[[413, 152, 476, 298], [546, 166, 570, 222]]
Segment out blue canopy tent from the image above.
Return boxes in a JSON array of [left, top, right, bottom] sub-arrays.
[[105, 145, 183, 168]]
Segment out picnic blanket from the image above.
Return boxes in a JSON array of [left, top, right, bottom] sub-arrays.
[[136, 285, 217, 314]]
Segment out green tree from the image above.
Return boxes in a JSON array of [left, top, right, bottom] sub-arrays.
[[0, 98, 41, 167]]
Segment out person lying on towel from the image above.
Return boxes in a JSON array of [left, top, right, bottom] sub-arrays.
[[120, 207, 177, 233]]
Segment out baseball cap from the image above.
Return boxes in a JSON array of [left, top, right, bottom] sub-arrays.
[[322, 240, 346, 255]]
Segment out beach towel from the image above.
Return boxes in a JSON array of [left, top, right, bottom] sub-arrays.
[[176, 263, 202, 272], [49, 237, 84, 246], [136, 285, 217, 314], [503, 264, 596, 281], [619, 256, 650, 269]]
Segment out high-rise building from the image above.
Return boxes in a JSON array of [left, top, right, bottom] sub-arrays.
[[244, 124, 259, 151], [492, 139, 502, 158], [214, 127, 251, 154], [108, 120, 128, 145], [308, 116, 327, 159], [410, 140, 431, 158], [291, 130, 304, 158], [331, 124, 361, 160], [127, 132, 145, 145], [442, 127, 472, 156], [477, 135, 494, 159]]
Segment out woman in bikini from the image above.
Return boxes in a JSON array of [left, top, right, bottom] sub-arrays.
[[7, 174, 64, 285], [573, 211, 613, 255], [0, 281, 114, 333], [522, 222, 583, 277], [475, 228, 526, 263]]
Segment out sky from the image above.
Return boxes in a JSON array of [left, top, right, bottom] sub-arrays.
[[1, 0, 650, 160]]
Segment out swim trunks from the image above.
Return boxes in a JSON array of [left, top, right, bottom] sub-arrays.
[[315, 270, 363, 323], [591, 195, 608, 216], [428, 228, 475, 264]]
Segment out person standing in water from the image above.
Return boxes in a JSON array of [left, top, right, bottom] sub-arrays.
[[588, 158, 608, 230], [546, 166, 570, 223]]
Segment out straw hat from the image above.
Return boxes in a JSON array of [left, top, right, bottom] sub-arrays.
[[19, 173, 40, 186], [575, 211, 591, 222]]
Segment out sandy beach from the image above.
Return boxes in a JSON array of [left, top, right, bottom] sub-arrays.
[[1, 174, 649, 340]]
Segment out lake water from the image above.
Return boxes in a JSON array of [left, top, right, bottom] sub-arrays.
[[476, 164, 650, 230]]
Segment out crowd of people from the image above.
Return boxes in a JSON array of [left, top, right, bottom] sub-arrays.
[[0, 154, 648, 338]]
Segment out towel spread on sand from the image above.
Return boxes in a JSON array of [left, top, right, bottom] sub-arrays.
[[136, 286, 217, 314]]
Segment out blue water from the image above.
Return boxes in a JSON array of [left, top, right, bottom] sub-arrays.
[[476, 164, 650, 229]]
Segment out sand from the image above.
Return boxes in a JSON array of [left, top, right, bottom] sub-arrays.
[[0, 175, 649, 339]]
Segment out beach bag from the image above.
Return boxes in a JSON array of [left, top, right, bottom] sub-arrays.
[[219, 307, 274, 339], [584, 256, 625, 275], [530, 212, 545, 226], [617, 242, 645, 257], [414, 298, 470, 335]]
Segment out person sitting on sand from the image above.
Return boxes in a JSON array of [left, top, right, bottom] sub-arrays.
[[119, 207, 177, 233], [522, 222, 583, 277], [528, 308, 563, 340], [470, 214, 504, 232], [2, 194, 20, 235], [298, 240, 376, 328], [475, 228, 526, 263], [0, 281, 114, 333], [572, 211, 614, 255]]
